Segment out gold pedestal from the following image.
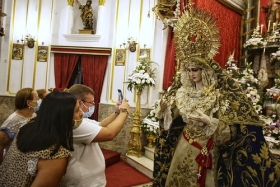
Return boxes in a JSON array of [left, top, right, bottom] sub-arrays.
[[78, 29, 94, 34], [127, 91, 142, 157]]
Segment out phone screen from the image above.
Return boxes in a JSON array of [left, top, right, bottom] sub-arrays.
[[118, 89, 123, 103]]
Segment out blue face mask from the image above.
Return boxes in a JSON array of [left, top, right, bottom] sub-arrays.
[[81, 101, 95, 118], [34, 99, 42, 113], [83, 106, 95, 118]]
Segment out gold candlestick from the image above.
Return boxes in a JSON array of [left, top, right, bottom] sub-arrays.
[[127, 91, 142, 157]]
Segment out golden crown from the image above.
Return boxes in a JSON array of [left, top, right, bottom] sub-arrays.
[[174, 2, 220, 68]]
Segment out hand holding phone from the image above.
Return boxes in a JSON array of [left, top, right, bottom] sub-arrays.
[[118, 89, 123, 103]]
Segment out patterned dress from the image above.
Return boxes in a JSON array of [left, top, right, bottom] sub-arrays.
[[153, 78, 280, 187], [0, 139, 72, 186]]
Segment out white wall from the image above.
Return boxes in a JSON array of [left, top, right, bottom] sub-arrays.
[[0, 0, 168, 108]]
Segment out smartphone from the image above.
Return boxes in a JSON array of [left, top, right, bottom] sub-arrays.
[[118, 89, 123, 103]]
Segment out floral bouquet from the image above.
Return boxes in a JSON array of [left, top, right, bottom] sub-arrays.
[[125, 57, 156, 93], [243, 25, 266, 50], [261, 110, 280, 149], [225, 52, 240, 80], [141, 101, 159, 136], [238, 64, 263, 114], [264, 87, 280, 102], [264, 72, 280, 103], [243, 38, 266, 50]]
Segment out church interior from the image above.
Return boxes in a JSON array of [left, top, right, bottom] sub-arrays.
[[1, 0, 280, 186]]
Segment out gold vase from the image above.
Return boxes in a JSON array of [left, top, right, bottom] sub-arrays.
[[146, 134, 156, 148]]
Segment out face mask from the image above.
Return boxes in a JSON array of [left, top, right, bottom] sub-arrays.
[[34, 99, 42, 112], [83, 106, 95, 118], [73, 116, 83, 129], [81, 101, 95, 118]]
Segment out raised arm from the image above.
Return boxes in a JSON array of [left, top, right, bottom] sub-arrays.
[[92, 99, 130, 142], [99, 101, 121, 127]]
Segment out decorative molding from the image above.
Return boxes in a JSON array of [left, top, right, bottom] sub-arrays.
[[50, 45, 111, 56], [62, 34, 102, 42], [217, 0, 245, 15]]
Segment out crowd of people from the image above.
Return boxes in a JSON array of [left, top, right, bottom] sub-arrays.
[[0, 84, 130, 186]]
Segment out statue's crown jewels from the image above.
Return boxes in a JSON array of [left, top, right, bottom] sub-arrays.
[[174, 1, 220, 68]]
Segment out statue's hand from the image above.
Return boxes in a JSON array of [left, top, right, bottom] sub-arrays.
[[188, 110, 211, 126], [159, 98, 168, 112]]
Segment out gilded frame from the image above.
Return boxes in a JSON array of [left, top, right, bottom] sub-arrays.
[[37, 46, 48, 62], [115, 49, 126, 66], [138, 48, 151, 61], [12, 43, 24, 60]]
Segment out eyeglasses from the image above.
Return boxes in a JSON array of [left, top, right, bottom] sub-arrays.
[[82, 100, 95, 106]]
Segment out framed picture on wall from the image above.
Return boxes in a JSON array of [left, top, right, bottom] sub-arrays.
[[12, 44, 24, 60], [138, 48, 150, 61], [115, 49, 126, 66], [37, 46, 48, 62]]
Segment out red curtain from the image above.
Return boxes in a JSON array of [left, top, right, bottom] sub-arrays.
[[162, 0, 241, 90], [162, 0, 187, 90], [163, 30, 176, 89], [194, 0, 242, 68], [54, 53, 79, 88], [81, 55, 108, 120], [260, 0, 270, 32]]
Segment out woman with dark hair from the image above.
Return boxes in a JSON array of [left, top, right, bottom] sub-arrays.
[[0, 87, 38, 164], [0, 91, 83, 186]]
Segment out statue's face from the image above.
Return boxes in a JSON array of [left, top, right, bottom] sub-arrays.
[[187, 66, 202, 84]]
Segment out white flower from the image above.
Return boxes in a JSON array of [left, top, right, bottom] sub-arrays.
[[126, 58, 157, 93], [139, 70, 145, 74]]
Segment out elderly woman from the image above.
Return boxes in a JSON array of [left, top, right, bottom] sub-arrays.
[[0, 87, 38, 164], [0, 91, 83, 186]]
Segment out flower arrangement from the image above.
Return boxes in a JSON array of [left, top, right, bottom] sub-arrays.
[[225, 52, 240, 80], [125, 57, 157, 93], [270, 52, 280, 67], [237, 62, 259, 89], [243, 25, 266, 50], [141, 101, 159, 136], [243, 38, 266, 50], [261, 109, 280, 149], [264, 74, 280, 102], [264, 87, 280, 102]]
